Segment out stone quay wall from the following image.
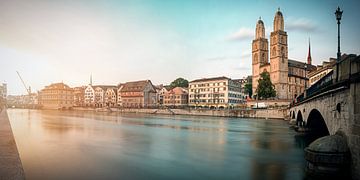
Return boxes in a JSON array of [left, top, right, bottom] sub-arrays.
[[0, 109, 25, 180], [73, 107, 289, 120]]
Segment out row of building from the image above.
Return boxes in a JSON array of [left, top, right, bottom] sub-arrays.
[[37, 76, 250, 109]]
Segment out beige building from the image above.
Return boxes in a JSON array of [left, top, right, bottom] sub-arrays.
[[163, 87, 188, 107], [155, 85, 170, 105], [309, 58, 336, 86], [252, 9, 315, 100], [73, 86, 85, 107], [120, 80, 157, 108], [188, 76, 242, 108], [39, 82, 74, 109]]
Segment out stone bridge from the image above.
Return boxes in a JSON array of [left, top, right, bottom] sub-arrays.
[[289, 54, 360, 179]]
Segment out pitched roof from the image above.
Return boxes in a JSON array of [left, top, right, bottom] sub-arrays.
[[167, 87, 188, 95], [190, 76, 230, 83], [120, 80, 154, 92], [93, 85, 117, 91]]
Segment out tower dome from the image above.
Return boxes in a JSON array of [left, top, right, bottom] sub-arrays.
[[255, 17, 265, 39], [273, 8, 284, 31]]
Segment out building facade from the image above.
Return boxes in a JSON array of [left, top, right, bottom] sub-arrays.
[[252, 9, 315, 100], [163, 87, 188, 107], [309, 58, 336, 86], [104, 87, 117, 107], [188, 77, 243, 108], [94, 86, 116, 108], [73, 86, 85, 107], [84, 85, 95, 107], [155, 85, 170, 105], [120, 80, 157, 108], [117, 84, 124, 107], [39, 82, 74, 109]]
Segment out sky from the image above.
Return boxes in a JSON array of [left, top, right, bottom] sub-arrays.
[[0, 0, 359, 95]]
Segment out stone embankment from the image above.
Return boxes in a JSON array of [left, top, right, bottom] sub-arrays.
[[73, 107, 289, 120], [0, 109, 25, 180]]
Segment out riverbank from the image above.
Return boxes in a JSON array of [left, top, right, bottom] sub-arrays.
[[73, 107, 289, 120], [0, 109, 25, 180]]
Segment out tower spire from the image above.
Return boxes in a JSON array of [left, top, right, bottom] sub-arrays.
[[307, 38, 312, 65]]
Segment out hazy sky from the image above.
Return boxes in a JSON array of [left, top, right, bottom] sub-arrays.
[[1, 0, 359, 95]]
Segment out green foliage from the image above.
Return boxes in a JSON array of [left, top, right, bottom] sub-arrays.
[[169, 78, 189, 88], [244, 83, 252, 97], [256, 72, 276, 99]]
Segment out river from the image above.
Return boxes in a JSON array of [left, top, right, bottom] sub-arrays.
[[7, 109, 308, 180]]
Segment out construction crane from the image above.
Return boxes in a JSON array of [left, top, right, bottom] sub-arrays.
[[16, 71, 31, 95]]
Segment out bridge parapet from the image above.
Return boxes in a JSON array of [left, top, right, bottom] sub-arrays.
[[290, 54, 360, 179]]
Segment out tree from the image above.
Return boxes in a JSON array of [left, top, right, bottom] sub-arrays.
[[169, 78, 189, 88], [244, 83, 252, 98], [256, 72, 276, 99]]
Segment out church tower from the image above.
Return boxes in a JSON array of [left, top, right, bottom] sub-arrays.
[[252, 17, 269, 96], [270, 8, 288, 99]]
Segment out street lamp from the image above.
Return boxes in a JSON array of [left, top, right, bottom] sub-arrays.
[[335, 6, 343, 82]]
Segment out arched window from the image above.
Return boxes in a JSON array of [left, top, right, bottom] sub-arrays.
[[281, 47, 285, 63], [262, 53, 265, 63], [272, 47, 276, 57], [254, 53, 258, 63]]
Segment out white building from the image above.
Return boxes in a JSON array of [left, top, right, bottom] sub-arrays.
[[84, 85, 95, 107], [189, 76, 243, 108], [117, 84, 124, 107]]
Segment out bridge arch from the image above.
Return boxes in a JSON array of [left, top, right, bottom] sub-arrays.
[[306, 109, 330, 137], [296, 110, 303, 126], [292, 111, 295, 119]]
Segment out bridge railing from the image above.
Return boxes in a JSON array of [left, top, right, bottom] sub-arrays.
[[292, 71, 334, 105]]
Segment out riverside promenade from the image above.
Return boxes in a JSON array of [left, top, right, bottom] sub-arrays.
[[0, 109, 25, 180]]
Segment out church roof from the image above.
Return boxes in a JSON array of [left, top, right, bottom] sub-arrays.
[[288, 59, 316, 71]]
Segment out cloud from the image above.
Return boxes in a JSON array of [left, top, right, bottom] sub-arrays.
[[286, 17, 317, 32], [225, 28, 253, 41]]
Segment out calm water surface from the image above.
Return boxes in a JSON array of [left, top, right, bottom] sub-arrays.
[[8, 109, 307, 180]]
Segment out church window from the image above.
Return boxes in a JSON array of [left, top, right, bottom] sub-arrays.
[[262, 53, 265, 63], [254, 53, 258, 63], [272, 47, 276, 57], [281, 47, 285, 63]]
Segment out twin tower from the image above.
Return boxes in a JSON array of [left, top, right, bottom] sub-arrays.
[[252, 9, 289, 99]]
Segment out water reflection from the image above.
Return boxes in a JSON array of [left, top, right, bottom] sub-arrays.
[[8, 109, 306, 180]]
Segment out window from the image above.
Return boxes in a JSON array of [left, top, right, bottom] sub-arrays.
[[272, 47, 276, 56]]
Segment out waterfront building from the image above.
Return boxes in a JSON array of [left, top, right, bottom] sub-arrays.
[[155, 85, 170, 105], [120, 80, 157, 108], [188, 76, 243, 108], [251, 9, 316, 100], [84, 85, 95, 107], [308, 58, 336, 86], [163, 87, 188, 107], [73, 86, 85, 107], [38, 82, 74, 109], [94, 86, 117, 108], [233, 76, 252, 102], [104, 87, 118, 107], [117, 84, 124, 107]]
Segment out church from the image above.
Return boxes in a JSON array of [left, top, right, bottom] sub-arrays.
[[252, 8, 316, 100]]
